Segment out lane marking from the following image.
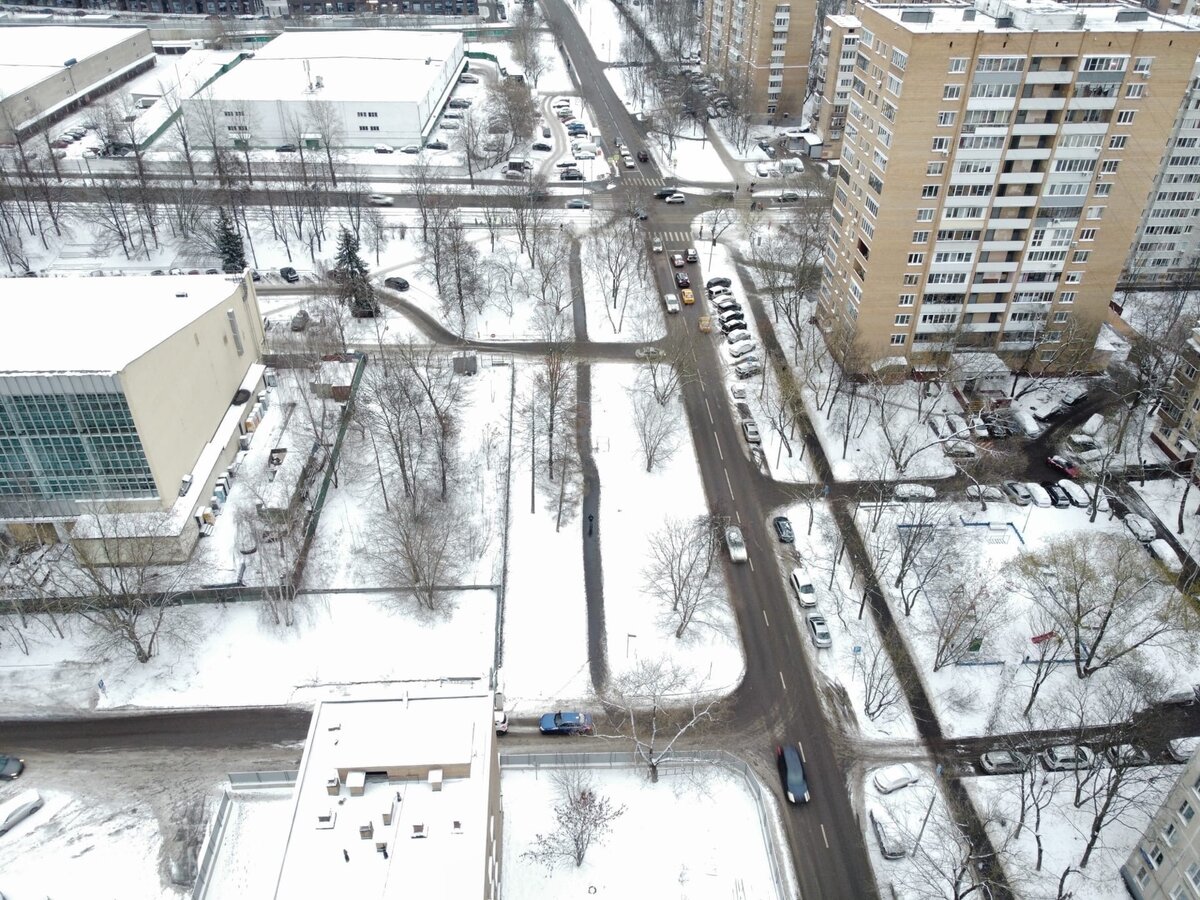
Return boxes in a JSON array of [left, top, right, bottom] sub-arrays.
[[762, 609, 770, 627], [798, 741, 807, 763], [705, 398, 714, 424], [749, 557, 755, 572], [724, 469, 735, 500], [820, 824, 829, 849], [779, 671, 787, 691], [714, 433, 724, 461]]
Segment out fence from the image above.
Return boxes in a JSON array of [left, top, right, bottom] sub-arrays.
[[498, 749, 796, 900], [191, 790, 232, 900], [228, 770, 298, 789]]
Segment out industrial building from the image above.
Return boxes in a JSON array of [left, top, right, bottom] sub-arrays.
[[189, 30, 465, 149], [814, 0, 1200, 375], [0, 274, 266, 562], [0, 25, 155, 143], [273, 691, 503, 900]]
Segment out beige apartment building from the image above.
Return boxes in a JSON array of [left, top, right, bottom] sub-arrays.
[[813, 14, 863, 159], [1120, 749, 1200, 898], [816, 0, 1200, 375], [701, 0, 814, 121]]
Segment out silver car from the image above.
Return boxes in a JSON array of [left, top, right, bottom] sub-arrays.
[[806, 614, 832, 648], [0, 789, 43, 836], [725, 525, 748, 562]]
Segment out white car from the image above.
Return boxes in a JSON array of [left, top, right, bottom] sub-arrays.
[[1124, 514, 1156, 543], [1025, 482, 1052, 508], [966, 485, 1006, 503], [652, 239, 664, 253], [367, 194, 394, 206], [1041, 745, 1095, 771], [374, 143, 395, 153], [663, 293, 681, 313], [664, 193, 686, 204], [725, 525, 748, 562], [728, 342, 758, 359], [790, 567, 816, 607], [0, 789, 44, 836], [1148, 538, 1184, 574], [872, 763, 920, 794], [894, 484, 936, 501]]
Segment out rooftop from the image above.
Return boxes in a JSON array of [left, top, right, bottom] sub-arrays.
[[204, 30, 463, 104], [869, 0, 1198, 34], [0, 275, 248, 375], [274, 692, 495, 900], [0, 25, 148, 97]]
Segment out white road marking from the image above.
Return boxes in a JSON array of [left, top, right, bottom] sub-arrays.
[[798, 741, 807, 763], [714, 433, 724, 461], [779, 671, 787, 691], [820, 824, 830, 849], [724, 469, 735, 500], [749, 557, 755, 572], [762, 609, 770, 627], [705, 398, 714, 424]]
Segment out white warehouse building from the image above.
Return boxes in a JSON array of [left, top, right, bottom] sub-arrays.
[[190, 30, 465, 150]]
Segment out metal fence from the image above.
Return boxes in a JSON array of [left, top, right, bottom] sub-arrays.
[[498, 749, 796, 900], [228, 770, 298, 789], [191, 790, 232, 900]]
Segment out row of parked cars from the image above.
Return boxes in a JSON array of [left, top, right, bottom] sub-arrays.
[[704, 276, 764, 380]]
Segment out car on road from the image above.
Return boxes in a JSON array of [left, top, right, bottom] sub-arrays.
[[384, 276, 410, 291], [494, 710, 509, 734], [425, 140, 449, 150], [872, 763, 920, 794], [633, 207, 648, 220], [778, 190, 801, 202], [635, 347, 665, 361], [806, 614, 832, 648], [374, 143, 395, 153], [566, 198, 591, 209], [790, 567, 816, 606], [979, 750, 1030, 775], [742, 420, 761, 443], [290, 310, 311, 332], [560, 169, 585, 182], [280, 266, 300, 284], [531, 142, 552, 152], [275, 143, 297, 153], [654, 186, 680, 199], [672, 253, 685, 268], [367, 194, 393, 206], [894, 484, 936, 501], [686, 248, 699, 263], [773, 516, 794, 543], [674, 271, 690, 288], [0, 755, 24, 780], [680, 288, 695, 305], [1002, 480, 1032, 505], [1123, 513, 1156, 543], [663, 293, 681, 313], [966, 485, 1006, 504], [0, 789, 44, 837], [776, 744, 810, 804], [734, 361, 762, 379], [664, 193, 686, 204], [539, 711, 594, 735], [1041, 745, 1095, 771], [725, 525, 748, 562], [1105, 744, 1153, 767], [638, 149, 649, 162], [1046, 455, 1080, 478]]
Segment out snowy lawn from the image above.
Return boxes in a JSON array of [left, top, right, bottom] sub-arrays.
[[591, 364, 744, 691], [579, 249, 664, 343], [563, 0, 629, 64], [202, 790, 296, 900], [862, 767, 962, 899], [649, 123, 733, 183], [500, 764, 784, 899], [1135, 475, 1200, 558]]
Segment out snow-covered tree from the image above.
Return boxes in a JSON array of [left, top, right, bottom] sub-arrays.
[[332, 227, 376, 317], [521, 768, 625, 869], [214, 207, 246, 272]]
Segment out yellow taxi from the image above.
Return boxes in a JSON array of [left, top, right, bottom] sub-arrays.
[[681, 288, 696, 305]]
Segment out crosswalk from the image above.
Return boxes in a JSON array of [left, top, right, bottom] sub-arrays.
[[620, 174, 657, 186], [655, 229, 694, 242]]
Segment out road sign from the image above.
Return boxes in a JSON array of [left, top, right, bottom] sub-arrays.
[[852, 645, 862, 655]]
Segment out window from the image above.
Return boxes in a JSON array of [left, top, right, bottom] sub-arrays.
[[943, 84, 961, 100], [1053, 311, 1069, 323], [975, 56, 1024, 73], [908, 252, 925, 265], [1065, 271, 1082, 284], [1109, 135, 1128, 150], [1127, 83, 1145, 99], [931, 137, 950, 152], [1170, 885, 1188, 900], [1179, 800, 1195, 824], [894, 314, 911, 325], [1095, 183, 1112, 197], [1082, 56, 1128, 72], [922, 185, 940, 198], [887, 74, 903, 95], [949, 57, 967, 74], [937, 111, 957, 127], [921, 313, 959, 325], [1164, 822, 1179, 847], [891, 333, 907, 345], [927, 162, 945, 176], [1135, 57, 1153, 75], [1188, 862, 1200, 889], [1086, 206, 1105, 220], [899, 293, 915, 306], [1073, 250, 1091, 263], [1079, 229, 1096, 242], [913, 231, 930, 243], [1148, 844, 1165, 867], [917, 208, 935, 222], [903, 273, 920, 285], [891, 48, 908, 71], [1117, 109, 1136, 124]]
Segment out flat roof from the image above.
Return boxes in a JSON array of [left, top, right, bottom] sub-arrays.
[[275, 693, 494, 900], [0, 25, 148, 97], [205, 29, 462, 104], [0, 275, 247, 375], [868, 0, 1198, 34]]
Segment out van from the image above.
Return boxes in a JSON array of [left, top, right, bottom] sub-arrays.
[[869, 806, 906, 859], [507, 157, 533, 171], [1148, 538, 1184, 575], [790, 567, 816, 607]]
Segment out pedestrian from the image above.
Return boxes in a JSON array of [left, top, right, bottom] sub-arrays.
[[344, 849, 350, 862], [735, 183, 740, 192]]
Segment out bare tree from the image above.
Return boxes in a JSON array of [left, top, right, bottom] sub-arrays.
[[305, 99, 344, 188], [858, 630, 906, 721], [925, 564, 1009, 671], [642, 516, 722, 638], [600, 657, 720, 782], [370, 489, 470, 612], [629, 383, 681, 472], [895, 796, 1016, 900], [509, 5, 549, 87], [521, 768, 626, 869]]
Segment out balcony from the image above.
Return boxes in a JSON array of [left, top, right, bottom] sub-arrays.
[[1018, 97, 1066, 111], [982, 241, 1026, 252], [1026, 70, 1073, 85], [989, 217, 1031, 230], [1067, 97, 1117, 111], [992, 195, 1038, 208], [999, 171, 1043, 185], [1005, 148, 1052, 161], [975, 261, 1019, 273], [1011, 123, 1058, 137]]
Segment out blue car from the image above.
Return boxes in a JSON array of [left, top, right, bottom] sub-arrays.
[[776, 744, 810, 804], [539, 711, 594, 735]]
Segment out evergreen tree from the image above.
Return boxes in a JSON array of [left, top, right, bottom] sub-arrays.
[[333, 227, 377, 317], [215, 207, 247, 272]]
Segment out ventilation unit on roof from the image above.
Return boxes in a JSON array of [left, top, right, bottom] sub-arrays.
[[996, 15, 1014, 27], [963, 8, 976, 20], [412, 823, 427, 838], [1116, 8, 1148, 20], [900, 8, 932, 22], [315, 75, 324, 88]]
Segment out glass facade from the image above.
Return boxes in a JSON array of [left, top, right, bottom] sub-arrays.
[[0, 389, 156, 515]]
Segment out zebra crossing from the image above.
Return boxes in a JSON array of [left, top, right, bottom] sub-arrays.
[[619, 174, 657, 186], [655, 229, 694, 242]]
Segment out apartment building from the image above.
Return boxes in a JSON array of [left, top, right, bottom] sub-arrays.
[[814, 15, 862, 159], [1120, 750, 1200, 899], [1150, 325, 1200, 461], [816, 0, 1200, 375], [701, 0, 814, 121]]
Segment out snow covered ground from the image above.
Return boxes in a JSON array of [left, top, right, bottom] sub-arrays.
[[563, 0, 630, 64], [1135, 475, 1200, 554]]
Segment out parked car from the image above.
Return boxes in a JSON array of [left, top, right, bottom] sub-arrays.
[[869, 805, 906, 859], [0, 755, 24, 780], [720, 320, 747, 336], [275, 143, 297, 153], [664, 193, 686, 204], [966, 485, 1006, 504], [806, 614, 832, 648], [560, 170, 585, 181], [367, 193, 393, 206], [725, 525, 748, 562], [773, 516, 794, 543], [1169, 737, 1200, 763], [943, 440, 977, 459], [734, 361, 762, 379], [1063, 384, 1089, 406], [894, 484, 936, 501], [459, 73, 480, 83], [790, 568, 816, 607], [1041, 482, 1072, 509], [373, 143, 395, 154], [1025, 482, 1052, 508], [1084, 484, 1111, 513], [778, 190, 801, 202], [674, 271, 691, 288], [448, 98, 472, 109], [1056, 479, 1091, 507], [425, 140, 449, 150], [1001, 480, 1031, 505], [872, 763, 920, 794], [979, 750, 1030, 775], [1124, 514, 1156, 543], [714, 298, 741, 313], [1148, 538, 1184, 574], [742, 421, 761, 444], [494, 710, 509, 734], [707, 276, 733, 289], [531, 142, 552, 152], [928, 416, 949, 439], [945, 414, 970, 437], [1046, 455, 1081, 478], [1105, 744, 1152, 767], [290, 310, 311, 332], [686, 248, 699, 263], [539, 711, 594, 735], [0, 789, 43, 837], [279, 266, 300, 283], [728, 341, 757, 360], [1041, 745, 1095, 771], [776, 744, 810, 804], [384, 276, 410, 291]]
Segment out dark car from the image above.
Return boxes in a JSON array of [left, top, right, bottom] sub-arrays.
[[721, 320, 748, 335], [715, 300, 742, 314], [633, 208, 648, 221], [539, 711, 594, 735], [532, 142, 552, 152], [773, 516, 795, 543], [1041, 482, 1072, 508], [0, 755, 24, 780], [560, 170, 585, 181], [1046, 455, 1081, 478], [542, 126, 551, 138], [707, 276, 733, 289], [776, 744, 810, 804], [204, 268, 220, 274], [674, 271, 690, 288], [275, 143, 298, 153], [448, 98, 472, 109], [425, 140, 450, 150], [654, 186, 680, 199], [280, 266, 300, 283], [351, 298, 380, 318], [566, 198, 592, 210], [637, 149, 649, 162], [384, 276, 410, 291]]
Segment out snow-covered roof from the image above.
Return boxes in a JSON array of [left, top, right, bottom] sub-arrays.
[[0, 25, 149, 96], [0, 275, 247, 375], [205, 30, 463, 105], [275, 692, 495, 900], [870, 0, 1198, 34]]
